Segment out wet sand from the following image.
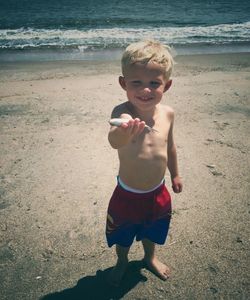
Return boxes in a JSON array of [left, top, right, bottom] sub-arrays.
[[0, 53, 249, 299]]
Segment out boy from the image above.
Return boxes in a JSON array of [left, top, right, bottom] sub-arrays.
[[106, 40, 183, 286]]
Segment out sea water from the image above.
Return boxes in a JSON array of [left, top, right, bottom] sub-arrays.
[[0, 0, 249, 61]]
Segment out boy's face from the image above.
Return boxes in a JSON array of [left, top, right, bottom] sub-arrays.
[[119, 62, 171, 112]]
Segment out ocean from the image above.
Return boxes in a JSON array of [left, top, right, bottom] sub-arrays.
[[0, 0, 249, 61]]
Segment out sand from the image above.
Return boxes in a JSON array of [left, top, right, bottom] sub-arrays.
[[0, 53, 249, 300]]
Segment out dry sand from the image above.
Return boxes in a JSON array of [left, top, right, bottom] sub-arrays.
[[0, 53, 249, 300]]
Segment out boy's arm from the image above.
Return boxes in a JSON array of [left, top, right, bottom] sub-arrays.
[[108, 113, 145, 149], [167, 110, 183, 193]]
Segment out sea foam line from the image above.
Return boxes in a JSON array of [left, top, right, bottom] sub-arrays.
[[0, 22, 249, 49]]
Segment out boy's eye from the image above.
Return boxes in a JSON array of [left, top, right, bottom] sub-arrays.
[[131, 81, 141, 86], [150, 81, 161, 87]]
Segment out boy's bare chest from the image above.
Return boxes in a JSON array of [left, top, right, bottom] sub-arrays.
[[127, 121, 170, 157], [135, 131, 166, 151]]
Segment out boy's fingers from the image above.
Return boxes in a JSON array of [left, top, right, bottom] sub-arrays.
[[173, 183, 182, 193], [136, 121, 145, 135], [120, 122, 128, 129], [131, 119, 140, 135], [125, 119, 134, 135], [119, 118, 145, 137]]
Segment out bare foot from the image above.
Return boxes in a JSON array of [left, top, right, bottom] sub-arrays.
[[107, 259, 128, 286], [144, 257, 170, 280]]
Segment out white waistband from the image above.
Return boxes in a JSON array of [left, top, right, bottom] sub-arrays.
[[117, 176, 164, 194]]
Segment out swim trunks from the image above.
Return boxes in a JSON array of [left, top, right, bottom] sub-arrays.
[[106, 180, 172, 248]]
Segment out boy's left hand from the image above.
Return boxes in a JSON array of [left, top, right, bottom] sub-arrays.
[[171, 176, 183, 193]]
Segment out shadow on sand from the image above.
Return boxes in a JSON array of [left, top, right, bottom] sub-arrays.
[[41, 260, 147, 300]]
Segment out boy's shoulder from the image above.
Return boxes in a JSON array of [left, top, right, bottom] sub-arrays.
[[159, 104, 175, 119]]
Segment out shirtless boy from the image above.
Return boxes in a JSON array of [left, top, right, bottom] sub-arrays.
[[106, 40, 183, 286]]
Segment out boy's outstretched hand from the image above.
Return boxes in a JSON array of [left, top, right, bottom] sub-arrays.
[[108, 117, 146, 149], [171, 176, 183, 193], [120, 118, 145, 137]]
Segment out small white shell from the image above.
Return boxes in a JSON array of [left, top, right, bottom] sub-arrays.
[[109, 118, 131, 126], [109, 118, 158, 133]]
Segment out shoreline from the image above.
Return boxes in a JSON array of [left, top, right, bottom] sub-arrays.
[[0, 42, 250, 63], [1, 51, 250, 70], [0, 52, 249, 82]]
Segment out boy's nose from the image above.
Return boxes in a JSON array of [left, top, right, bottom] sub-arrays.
[[142, 86, 151, 93]]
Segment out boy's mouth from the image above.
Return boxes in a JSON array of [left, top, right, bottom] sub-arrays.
[[137, 96, 153, 102]]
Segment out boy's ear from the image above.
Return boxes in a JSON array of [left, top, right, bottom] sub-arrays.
[[164, 79, 172, 92], [119, 76, 127, 90]]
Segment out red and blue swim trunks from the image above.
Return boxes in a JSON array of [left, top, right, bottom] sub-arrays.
[[106, 180, 172, 248]]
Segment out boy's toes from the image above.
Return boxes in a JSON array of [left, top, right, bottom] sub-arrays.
[[144, 257, 170, 281]]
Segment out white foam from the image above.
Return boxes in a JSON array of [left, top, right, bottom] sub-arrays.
[[0, 22, 249, 50]]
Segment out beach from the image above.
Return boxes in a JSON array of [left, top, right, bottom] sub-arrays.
[[0, 53, 249, 299]]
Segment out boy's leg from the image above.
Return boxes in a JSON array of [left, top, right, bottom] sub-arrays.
[[108, 244, 130, 286], [141, 238, 170, 280]]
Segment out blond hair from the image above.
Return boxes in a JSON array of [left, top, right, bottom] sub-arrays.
[[121, 40, 174, 79]]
